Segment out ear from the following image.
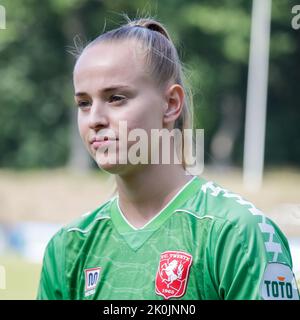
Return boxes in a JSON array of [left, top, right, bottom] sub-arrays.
[[163, 84, 185, 127]]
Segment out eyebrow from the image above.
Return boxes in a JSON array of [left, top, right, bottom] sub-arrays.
[[75, 85, 132, 97]]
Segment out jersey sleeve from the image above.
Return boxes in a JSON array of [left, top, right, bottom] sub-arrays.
[[36, 229, 67, 300], [210, 213, 299, 300]]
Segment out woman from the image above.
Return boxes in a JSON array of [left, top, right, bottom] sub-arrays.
[[37, 17, 299, 300]]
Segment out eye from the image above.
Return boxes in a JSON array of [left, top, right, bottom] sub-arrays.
[[108, 95, 126, 104], [76, 100, 91, 109]]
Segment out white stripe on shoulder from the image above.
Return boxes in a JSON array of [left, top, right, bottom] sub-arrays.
[[174, 209, 214, 220], [201, 180, 283, 262], [67, 216, 111, 234]]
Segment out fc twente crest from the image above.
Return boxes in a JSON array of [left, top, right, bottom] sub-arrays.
[[155, 251, 193, 299]]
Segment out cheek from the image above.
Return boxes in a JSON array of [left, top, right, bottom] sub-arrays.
[[77, 112, 89, 141], [125, 98, 165, 132]]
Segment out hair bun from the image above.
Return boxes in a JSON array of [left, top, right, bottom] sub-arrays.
[[128, 18, 171, 41]]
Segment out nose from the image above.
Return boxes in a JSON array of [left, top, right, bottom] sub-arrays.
[[88, 100, 109, 130]]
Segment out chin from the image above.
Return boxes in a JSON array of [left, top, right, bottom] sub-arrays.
[[94, 151, 129, 175], [96, 162, 128, 175]]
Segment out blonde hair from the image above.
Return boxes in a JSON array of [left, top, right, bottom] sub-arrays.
[[74, 16, 194, 171]]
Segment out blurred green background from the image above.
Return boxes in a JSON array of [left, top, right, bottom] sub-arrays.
[[0, 0, 299, 299], [0, 0, 300, 168]]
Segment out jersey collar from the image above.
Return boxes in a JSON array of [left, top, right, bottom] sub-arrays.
[[110, 175, 201, 251]]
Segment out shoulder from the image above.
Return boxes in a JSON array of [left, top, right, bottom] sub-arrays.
[[64, 197, 114, 234], [198, 178, 274, 230], [46, 197, 115, 248], [196, 178, 291, 264], [194, 179, 299, 300]]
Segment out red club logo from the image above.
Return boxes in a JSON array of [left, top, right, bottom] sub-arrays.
[[155, 250, 193, 299]]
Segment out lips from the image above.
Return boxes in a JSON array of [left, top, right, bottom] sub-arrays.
[[90, 136, 118, 150]]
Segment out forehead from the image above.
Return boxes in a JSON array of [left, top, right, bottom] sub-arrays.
[[73, 39, 150, 90]]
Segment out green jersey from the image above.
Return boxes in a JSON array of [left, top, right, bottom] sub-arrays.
[[37, 176, 299, 300]]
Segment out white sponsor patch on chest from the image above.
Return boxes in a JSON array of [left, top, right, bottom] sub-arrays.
[[84, 267, 101, 297]]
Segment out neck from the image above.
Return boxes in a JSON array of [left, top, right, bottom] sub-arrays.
[[115, 164, 193, 228]]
